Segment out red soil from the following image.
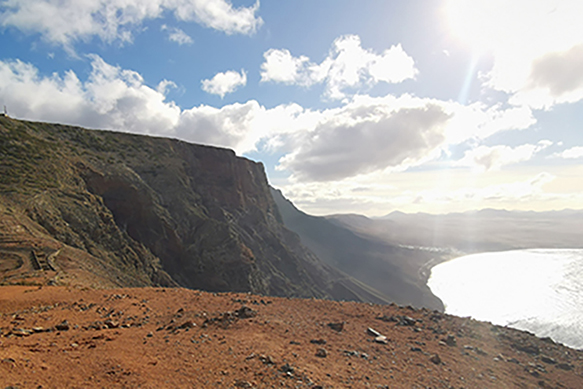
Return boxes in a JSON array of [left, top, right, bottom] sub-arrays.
[[1, 286, 581, 388]]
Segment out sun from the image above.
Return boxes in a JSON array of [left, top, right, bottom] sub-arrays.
[[444, 0, 529, 55]]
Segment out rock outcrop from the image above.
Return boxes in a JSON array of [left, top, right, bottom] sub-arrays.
[[0, 117, 383, 302]]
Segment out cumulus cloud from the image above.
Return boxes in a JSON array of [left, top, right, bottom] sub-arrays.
[[0, 0, 262, 49], [552, 146, 583, 159], [278, 104, 450, 181], [161, 25, 192, 45], [201, 69, 247, 98], [0, 57, 539, 174], [446, 0, 583, 109], [260, 35, 417, 99], [454, 141, 552, 171], [275, 95, 536, 182], [171, 0, 262, 35], [0, 55, 180, 134]]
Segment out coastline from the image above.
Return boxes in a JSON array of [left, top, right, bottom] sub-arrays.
[[427, 248, 583, 350]]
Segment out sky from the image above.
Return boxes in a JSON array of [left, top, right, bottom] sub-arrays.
[[1, 0, 582, 216]]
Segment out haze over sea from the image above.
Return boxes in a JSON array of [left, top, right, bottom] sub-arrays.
[[428, 249, 583, 350]]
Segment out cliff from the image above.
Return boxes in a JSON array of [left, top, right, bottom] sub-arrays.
[[271, 188, 444, 311], [0, 116, 386, 302]]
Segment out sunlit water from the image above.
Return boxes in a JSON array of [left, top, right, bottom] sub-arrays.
[[428, 249, 583, 350]]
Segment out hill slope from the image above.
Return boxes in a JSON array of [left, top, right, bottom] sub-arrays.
[[0, 116, 379, 302], [271, 188, 444, 311], [1, 285, 581, 388]]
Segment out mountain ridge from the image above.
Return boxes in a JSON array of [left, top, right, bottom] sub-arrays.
[[0, 116, 384, 303]]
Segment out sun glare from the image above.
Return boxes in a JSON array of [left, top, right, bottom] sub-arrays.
[[445, 0, 497, 53]]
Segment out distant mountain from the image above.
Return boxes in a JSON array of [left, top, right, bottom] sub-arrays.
[[0, 117, 388, 303], [351, 209, 583, 253], [271, 188, 444, 311]]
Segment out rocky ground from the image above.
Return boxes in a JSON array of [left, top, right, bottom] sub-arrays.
[[0, 286, 582, 389]]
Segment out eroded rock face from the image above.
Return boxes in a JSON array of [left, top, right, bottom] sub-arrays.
[[0, 117, 335, 299]]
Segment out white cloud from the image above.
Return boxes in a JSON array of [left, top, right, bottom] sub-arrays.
[[275, 94, 536, 182], [552, 146, 583, 159], [454, 141, 552, 171], [161, 25, 193, 45], [446, 0, 583, 109], [201, 69, 247, 98], [275, 168, 566, 216], [0, 55, 180, 134], [260, 35, 418, 99], [170, 0, 263, 35], [278, 103, 450, 181], [260, 49, 313, 85], [0, 57, 539, 174], [0, 0, 262, 49]]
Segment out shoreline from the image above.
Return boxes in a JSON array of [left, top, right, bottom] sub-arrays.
[[426, 248, 583, 350]]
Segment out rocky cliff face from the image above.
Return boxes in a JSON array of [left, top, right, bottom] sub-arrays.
[[271, 188, 444, 311], [0, 117, 378, 301]]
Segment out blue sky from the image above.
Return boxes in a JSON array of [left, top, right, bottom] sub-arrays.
[[1, 0, 582, 216]]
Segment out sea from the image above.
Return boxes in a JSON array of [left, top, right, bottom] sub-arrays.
[[427, 249, 583, 350]]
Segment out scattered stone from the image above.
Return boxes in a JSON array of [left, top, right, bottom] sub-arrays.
[[402, 316, 416, 327], [429, 354, 442, 365], [146, 332, 153, 338], [55, 320, 70, 331], [280, 363, 294, 376], [540, 356, 556, 364], [410, 347, 423, 353], [289, 340, 301, 345], [104, 319, 119, 329], [376, 315, 399, 323], [11, 328, 32, 337], [234, 380, 253, 388], [557, 363, 574, 371], [327, 322, 344, 332], [511, 340, 540, 355], [367, 328, 381, 337], [310, 339, 326, 345], [178, 320, 196, 329], [374, 335, 388, 344], [259, 355, 274, 365], [315, 348, 327, 358], [444, 334, 457, 346], [235, 306, 257, 319]]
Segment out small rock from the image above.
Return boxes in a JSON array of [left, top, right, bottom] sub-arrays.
[[402, 316, 416, 326], [280, 363, 294, 375], [367, 328, 381, 337], [234, 380, 253, 388], [178, 320, 196, 329], [310, 339, 326, 345], [259, 355, 274, 365], [235, 306, 257, 319], [11, 328, 32, 337], [104, 319, 119, 329], [315, 348, 327, 358], [557, 363, 573, 371], [55, 320, 70, 331], [374, 335, 388, 344], [429, 354, 442, 365], [146, 332, 153, 338], [327, 322, 344, 332], [444, 334, 457, 346], [376, 315, 399, 323], [540, 356, 556, 364]]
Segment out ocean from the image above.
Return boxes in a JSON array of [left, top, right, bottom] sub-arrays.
[[427, 249, 583, 350]]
